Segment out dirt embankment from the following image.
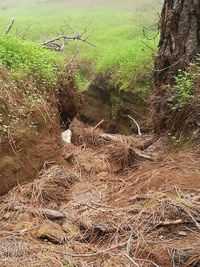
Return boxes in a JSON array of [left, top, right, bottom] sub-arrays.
[[0, 72, 81, 195], [80, 76, 150, 135]]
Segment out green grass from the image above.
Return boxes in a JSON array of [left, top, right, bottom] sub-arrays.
[[0, 0, 161, 91], [0, 36, 62, 83]]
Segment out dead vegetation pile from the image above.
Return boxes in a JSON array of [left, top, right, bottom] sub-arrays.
[[28, 165, 77, 205], [2, 165, 77, 217], [68, 118, 157, 172], [0, 119, 199, 267], [69, 118, 103, 146]]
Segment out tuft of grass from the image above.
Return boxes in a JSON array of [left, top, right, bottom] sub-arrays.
[[0, 36, 62, 84], [174, 70, 194, 109]]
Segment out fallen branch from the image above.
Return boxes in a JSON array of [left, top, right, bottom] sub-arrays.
[[100, 133, 155, 149], [100, 133, 119, 141], [99, 133, 154, 161], [132, 147, 154, 161], [42, 35, 80, 46], [158, 219, 183, 227], [5, 17, 15, 35], [42, 34, 96, 51], [128, 115, 142, 136]]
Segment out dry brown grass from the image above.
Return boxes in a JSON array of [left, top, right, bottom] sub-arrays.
[[97, 137, 134, 170], [28, 165, 77, 204], [7, 165, 77, 206], [70, 118, 103, 147], [153, 84, 200, 139], [0, 119, 200, 267], [1, 166, 200, 267]]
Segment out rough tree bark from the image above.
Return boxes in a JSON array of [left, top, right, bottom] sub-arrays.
[[154, 0, 200, 86]]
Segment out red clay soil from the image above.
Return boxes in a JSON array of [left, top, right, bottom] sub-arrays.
[[0, 121, 65, 195]]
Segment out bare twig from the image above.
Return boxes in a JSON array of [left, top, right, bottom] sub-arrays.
[[66, 46, 79, 68], [93, 119, 104, 130], [20, 22, 38, 39], [142, 26, 159, 41], [51, 240, 128, 258], [42, 34, 96, 51], [123, 253, 140, 267], [5, 17, 15, 35], [158, 219, 183, 227], [132, 147, 154, 161], [126, 234, 134, 254], [42, 35, 80, 46], [141, 40, 155, 51], [139, 259, 161, 267], [128, 115, 142, 136]]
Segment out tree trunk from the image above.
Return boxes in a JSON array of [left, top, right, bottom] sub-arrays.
[[154, 0, 200, 86]]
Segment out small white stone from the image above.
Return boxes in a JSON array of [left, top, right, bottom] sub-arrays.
[[178, 231, 187, 237], [42, 208, 66, 220], [61, 129, 72, 144]]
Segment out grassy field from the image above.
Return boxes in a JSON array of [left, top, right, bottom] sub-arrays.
[[0, 0, 161, 91]]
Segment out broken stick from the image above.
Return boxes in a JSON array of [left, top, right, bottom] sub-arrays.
[[5, 17, 15, 35]]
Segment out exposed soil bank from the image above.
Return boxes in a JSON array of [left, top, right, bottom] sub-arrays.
[[57, 73, 81, 128], [79, 76, 150, 135], [0, 120, 63, 195], [0, 74, 80, 195]]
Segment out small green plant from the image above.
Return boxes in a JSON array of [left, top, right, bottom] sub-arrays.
[[168, 133, 182, 148], [75, 70, 90, 91], [63, 259, 77, 267], [171, 135, 181, 147], [174, 70, 194, 109]]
